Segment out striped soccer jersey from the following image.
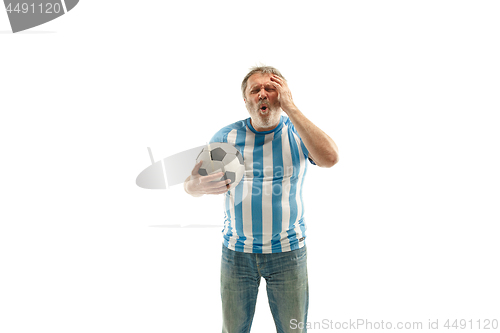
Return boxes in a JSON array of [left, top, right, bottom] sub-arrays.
[[209, 115, 316, 253]]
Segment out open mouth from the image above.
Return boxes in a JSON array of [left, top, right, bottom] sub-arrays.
[[260, 104, 269, 113]]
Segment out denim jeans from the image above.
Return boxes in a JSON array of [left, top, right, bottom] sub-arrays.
[[221, 244, 309, 333]]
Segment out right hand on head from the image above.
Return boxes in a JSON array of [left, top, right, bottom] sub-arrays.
[[184, 160, 231, 196]]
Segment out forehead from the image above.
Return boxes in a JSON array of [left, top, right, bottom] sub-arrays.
[[247, 73, 273, 89]]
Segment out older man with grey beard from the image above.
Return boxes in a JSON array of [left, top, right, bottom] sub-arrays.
[[185, 66, 338, 333]]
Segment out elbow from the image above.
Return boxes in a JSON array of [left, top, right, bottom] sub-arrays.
[[330, 155, 339, 167], [317, 154, 338, 168], [330, 148, 340, 167], [323, 153, 339, 168]]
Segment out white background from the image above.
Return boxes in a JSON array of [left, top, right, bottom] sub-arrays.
[[1, 1, 499, 332]]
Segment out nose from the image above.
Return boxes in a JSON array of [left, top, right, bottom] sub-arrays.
[[258, 88, 268, 100]]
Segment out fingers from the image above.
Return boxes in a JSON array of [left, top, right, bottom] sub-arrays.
[[270, 74, 284, 85], [270, 75, 286, 95], [191, 160, 203, 176], [191, 162, 225, 182], [188, 164, 233, 195], [205, 178, 232, 195], [209, 184, 230, 195], [200, 171, 225, 183], [270, 77, 280, 88], [213, 182, 231, 194], [206, 178, 231, 190]]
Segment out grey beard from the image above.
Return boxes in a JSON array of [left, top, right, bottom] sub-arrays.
[[247, 107, 280, 130], [246, 99, 280, 125]]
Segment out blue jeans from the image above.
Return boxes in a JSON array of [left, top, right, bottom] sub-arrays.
[[221, 244, 309, 333]]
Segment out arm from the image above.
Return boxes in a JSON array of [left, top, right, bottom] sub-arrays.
[[285, 108, 339, 168], [270, 75, 339, 168]]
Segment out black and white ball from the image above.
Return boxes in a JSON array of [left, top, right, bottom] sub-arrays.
[[196, 142, 245, 190]]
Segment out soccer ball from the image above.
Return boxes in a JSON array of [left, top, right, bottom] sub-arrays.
[[196, 142, 245, 190]]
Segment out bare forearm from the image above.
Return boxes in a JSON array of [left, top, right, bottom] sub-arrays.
[[285, 107, 339, 168]]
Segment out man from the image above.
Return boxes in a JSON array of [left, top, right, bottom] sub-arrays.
[[184, 66, 338, 333]]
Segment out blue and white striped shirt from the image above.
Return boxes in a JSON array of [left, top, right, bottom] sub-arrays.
[[210, 115, 316, 253]]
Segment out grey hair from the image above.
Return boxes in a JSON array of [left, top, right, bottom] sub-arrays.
[[241, 65, 286, 99]]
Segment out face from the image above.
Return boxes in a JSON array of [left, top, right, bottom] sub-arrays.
[[244, 73, 282, 131]]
